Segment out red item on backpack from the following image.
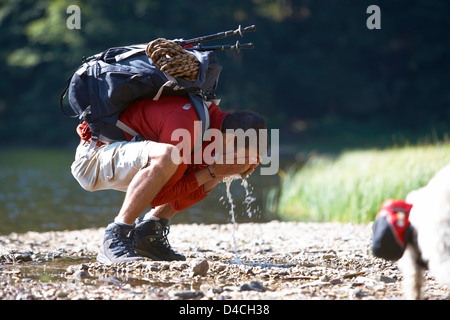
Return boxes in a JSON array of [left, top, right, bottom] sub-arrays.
[[372, 199, 413, 261]]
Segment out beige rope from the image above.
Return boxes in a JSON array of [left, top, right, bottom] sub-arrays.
[[146, 38, 199, 82]]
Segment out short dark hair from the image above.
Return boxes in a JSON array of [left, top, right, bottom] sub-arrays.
[[221, 110, 267, 155], [221, 110, 266, 132]]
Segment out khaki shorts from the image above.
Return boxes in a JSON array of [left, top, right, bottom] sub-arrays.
[[71, 140, 157, 192]]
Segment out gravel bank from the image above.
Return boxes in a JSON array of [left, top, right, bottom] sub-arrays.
[[0, 221, 448, 300]]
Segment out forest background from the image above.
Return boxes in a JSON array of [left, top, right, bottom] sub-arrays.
[[1, 0, 448, 150]]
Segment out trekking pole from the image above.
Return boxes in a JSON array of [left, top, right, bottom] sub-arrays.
[[185, 40, 254, 52], [176, 25, 256, 47]]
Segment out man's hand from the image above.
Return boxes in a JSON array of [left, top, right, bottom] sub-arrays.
[[193, 153, 260, 194], [240, 161, 259, 179], [209, 154, 260, 179]]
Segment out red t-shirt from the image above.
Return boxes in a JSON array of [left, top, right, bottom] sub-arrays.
[[77, 96, 228, 211]]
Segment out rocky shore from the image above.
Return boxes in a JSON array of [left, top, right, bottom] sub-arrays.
[[0, 221, 448, 300]]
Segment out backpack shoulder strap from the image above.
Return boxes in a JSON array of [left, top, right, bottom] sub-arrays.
[[115, 119, 144, 141], [59, 74, 78, 118], [189, 93, 210, 153]]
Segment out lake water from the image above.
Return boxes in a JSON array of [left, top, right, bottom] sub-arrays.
[[0, 149, 282, 234]]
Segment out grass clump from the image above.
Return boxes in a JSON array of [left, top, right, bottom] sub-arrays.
[[277, 143, 450, 223]]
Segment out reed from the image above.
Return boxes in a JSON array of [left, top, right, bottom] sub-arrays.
[[277, 143, 450, 223]]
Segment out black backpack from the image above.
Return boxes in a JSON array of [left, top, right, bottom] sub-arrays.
[[60, 43, 222, 145]]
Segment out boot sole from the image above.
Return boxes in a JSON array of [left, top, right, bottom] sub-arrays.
[[135, 248, 186, 261], [97, 252, 113, 265], [135, 248, 163, 261], [97, 252, 146, 265]]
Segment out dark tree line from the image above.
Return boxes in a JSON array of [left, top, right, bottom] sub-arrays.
[[1, 0, 449, 148]]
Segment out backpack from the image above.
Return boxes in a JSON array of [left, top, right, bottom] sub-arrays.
[[372, 199, 413, 261], [60, 41, 222, 146]]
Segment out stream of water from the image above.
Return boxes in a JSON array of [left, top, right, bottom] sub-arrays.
[[222, 175, 259, 264]]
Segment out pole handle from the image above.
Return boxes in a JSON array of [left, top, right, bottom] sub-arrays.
[[180, 25, 256, 46], [185, 41, 254, 52]]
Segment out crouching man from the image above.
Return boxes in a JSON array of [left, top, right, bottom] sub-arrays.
[[71, 95, 266, 264]]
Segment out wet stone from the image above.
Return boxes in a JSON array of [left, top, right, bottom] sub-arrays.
[[0, 222, 448, 300], [239, 280, 266, 292], [377, 274, 397, 283], [190, 258, 209, 277], [173, 290, 204, 300]]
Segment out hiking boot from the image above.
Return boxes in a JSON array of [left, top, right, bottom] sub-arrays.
[[135, 218, 186, 261], [97, 222, 145, 265]]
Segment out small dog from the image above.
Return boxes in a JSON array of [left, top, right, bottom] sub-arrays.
[[400, 164, 450, 299]]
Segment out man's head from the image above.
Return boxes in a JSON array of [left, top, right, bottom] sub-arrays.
[[221, 110, 267, 132], [220, 110, 268, 160]]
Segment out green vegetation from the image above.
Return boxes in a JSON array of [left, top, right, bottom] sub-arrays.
[[277, 142, 450, 223], [0, 1, 449, 147]]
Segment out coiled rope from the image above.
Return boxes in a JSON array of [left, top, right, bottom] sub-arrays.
[[146, 38, 199, 82]]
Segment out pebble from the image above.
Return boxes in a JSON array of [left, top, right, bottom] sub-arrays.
[[190, 258, 209, 276], [71, 269, 88, 280], [377, 274, 397, 283], [174, 291, 204, 300], [350, 287, 366, 298], [239, 280, 266, 292], [0, 222, 448, 300], [55, 290, 68, 299], [329, 278, 343, 285]]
